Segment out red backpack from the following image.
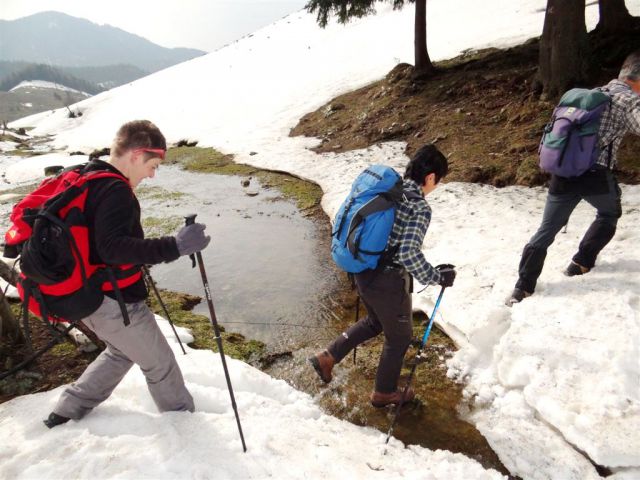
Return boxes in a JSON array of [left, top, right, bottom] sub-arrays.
[[4, 164, 142, 325]]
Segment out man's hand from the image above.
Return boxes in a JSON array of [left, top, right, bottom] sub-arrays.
[[435, 263, 456, 288], [175, 223, 211, 256]]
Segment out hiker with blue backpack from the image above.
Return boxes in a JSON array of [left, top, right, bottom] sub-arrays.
[[4, 120, 211, 427], [309, 144, 456, 408], [507, 50, 640, 305]]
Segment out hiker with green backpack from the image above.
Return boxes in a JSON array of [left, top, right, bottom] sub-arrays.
[[309, 144, 456, 407], [4, 120, 211, 428], [507, 50, 640, 306]]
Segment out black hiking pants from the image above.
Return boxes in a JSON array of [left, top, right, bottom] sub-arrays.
[[516, 170, 622, 293], [327, 267, 412, 393]]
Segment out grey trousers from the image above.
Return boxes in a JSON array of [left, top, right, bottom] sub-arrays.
[[54, 296, 194, 420], [516, 170, 622, 293], [327, 268, 412, 393]]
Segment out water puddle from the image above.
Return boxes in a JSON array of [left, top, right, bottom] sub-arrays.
[[146, 166, 340, 351]]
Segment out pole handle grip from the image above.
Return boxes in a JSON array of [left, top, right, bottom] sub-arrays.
[[184, 214, 197, 267]]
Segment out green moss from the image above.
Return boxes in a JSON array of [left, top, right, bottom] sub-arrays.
[[136, 185, 187, 202], [146, 287, 266, 362], [50, 341, 77, 356], [142, 216, 183, 237], [258, 172, 323, 211], [516, 156, 547, 186], [5, 149, 44, 157], [166, 146, 321, 211], [166, 146, 256, 176]]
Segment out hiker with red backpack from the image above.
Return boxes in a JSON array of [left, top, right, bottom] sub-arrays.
[[5, 120, 210, 428], [508, 50, 640, 306], [309, 144, 456, 408]]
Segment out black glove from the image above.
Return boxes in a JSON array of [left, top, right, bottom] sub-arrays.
[[435, 263, 456, 288], [175, 223, 211, 256]]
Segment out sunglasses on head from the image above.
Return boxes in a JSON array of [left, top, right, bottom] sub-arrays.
[[131, 148, 166, 160]]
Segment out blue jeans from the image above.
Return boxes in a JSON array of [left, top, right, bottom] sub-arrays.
[[516, 171, 622, 293]]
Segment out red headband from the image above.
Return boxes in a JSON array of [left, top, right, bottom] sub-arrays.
[[132, 148, 166, 160]]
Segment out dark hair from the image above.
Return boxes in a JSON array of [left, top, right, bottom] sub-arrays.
[[404, 144, 448, 184], [111, 120, 166, 159], [619, 50, 640, 82]]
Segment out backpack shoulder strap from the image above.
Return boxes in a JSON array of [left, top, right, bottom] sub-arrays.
[[402, 189, 423, 202]]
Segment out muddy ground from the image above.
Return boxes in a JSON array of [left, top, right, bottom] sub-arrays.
[[291, 33, 640, 188]]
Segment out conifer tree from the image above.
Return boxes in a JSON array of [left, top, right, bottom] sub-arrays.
[[306, 0, 436, 75], [538, 0, 589, 98], [596, 0, 634, 33]]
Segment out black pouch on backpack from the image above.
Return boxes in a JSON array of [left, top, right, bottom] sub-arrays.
[[20, 217, 75, 285]]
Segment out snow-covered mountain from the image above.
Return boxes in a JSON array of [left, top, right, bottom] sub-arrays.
[[3, 1, 640, 479]]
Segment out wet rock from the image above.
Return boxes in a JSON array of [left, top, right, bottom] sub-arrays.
[[89, 147, 110, 160], [241, 179, 251, 187], [323, 103, 345, 118], [176, 139, 198, 147], [44, 165, 64, 176]]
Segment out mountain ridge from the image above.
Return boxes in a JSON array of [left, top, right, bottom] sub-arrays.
[[0, 11, 206, 71]]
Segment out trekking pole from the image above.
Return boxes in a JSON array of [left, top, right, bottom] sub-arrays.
[[142, 266, 187, 355], [353, 295, 360, 365], [384, 285, 446, 447], [184, 214, 247, 452]]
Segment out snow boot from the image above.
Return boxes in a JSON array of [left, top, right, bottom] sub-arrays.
[[564, 261, 590, 277], [505, 288, 531, 306], [308, 350, 335, 384], [43, 412, 70, 429], [370, 387, 415, 408]]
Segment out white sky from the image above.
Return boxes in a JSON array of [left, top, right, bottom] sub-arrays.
[[0, 0, 309, 52]]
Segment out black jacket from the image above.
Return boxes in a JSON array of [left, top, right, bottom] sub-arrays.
[[83, 160, 180, 302]]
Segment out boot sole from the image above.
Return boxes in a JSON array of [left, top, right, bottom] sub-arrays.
[[308, 356, 331, 383], [370, 398, 415, 408]]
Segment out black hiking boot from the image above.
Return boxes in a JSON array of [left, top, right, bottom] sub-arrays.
[[564, 261, 590, 277], [308, 350, 335, 384], [43, 412, 70, 429], [505, 288, 531, 306]]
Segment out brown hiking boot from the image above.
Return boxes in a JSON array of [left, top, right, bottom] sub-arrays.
[[308, 350, 335, 383], [370, 387, 415, 408], [564, 261, 590, 277]]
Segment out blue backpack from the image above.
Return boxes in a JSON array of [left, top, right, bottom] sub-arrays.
[[331, 165, 420, 273], [539, 88, 611, 178]]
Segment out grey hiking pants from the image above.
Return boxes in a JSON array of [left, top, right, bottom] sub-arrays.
[[54, 296, 194, 420], [327, 267, 412, 393], [516, 170, 622, 293]]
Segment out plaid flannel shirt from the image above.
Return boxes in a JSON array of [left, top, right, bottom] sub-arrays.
[[386, 178, 440, 286], [597, 79, 640, 169]]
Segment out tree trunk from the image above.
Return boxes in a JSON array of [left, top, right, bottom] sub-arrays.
[[0, 259, 23, 343], [414, 0, 435, 75], [597, 0, 633, 33], [538, 0, 589, 99], [0, 297, 22, 342]]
